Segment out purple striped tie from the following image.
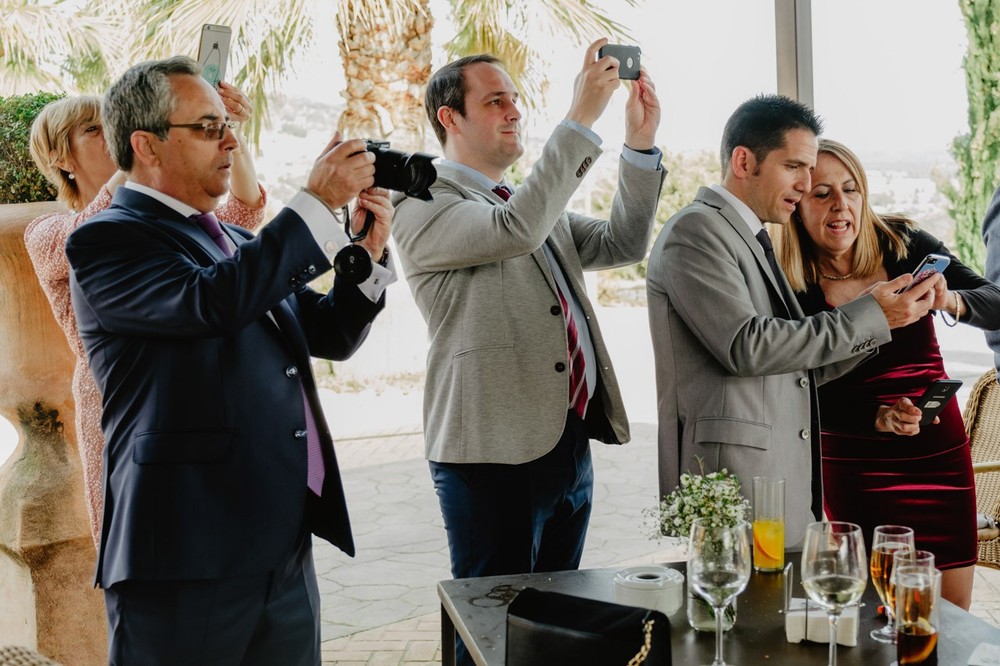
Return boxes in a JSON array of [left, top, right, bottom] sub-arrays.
[[192, 212, 325, 495]]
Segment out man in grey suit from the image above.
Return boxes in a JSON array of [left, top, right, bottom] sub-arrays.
[[646, 94, 940, 542], [393, 37, 663, 613]]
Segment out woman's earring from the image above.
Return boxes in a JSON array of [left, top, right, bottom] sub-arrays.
[[67, 172, 75, 180]]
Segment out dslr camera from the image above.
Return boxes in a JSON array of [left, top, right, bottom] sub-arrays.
[[363, 139, 437, 201]]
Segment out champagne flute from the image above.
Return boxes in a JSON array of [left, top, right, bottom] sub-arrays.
[[869, 525, 915, 643], [801, 521, 868, 666], [687, 518, 752, 666]]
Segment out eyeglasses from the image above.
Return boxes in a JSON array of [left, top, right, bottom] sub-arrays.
[[160, 120, 240, 141]]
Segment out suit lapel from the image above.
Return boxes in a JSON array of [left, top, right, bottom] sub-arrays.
[[694, 187, 793, 317]]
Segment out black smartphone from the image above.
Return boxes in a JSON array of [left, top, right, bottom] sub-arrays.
[[598, 44, 641, 80], [914, 379, 962, 426]]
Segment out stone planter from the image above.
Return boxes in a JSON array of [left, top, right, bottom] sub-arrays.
[[0, 201, 106, 664]]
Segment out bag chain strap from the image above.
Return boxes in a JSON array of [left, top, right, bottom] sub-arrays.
[[626, 618, 655, 666]]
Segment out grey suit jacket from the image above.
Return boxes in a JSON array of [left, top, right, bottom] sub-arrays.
[[646, 186, 891, 541], [393, 124, 665, 464]]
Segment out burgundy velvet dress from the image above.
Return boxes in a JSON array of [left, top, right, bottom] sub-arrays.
[[815, 311, 976, 569]]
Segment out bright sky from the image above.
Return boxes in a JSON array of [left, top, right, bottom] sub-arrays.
[[283, 0, 969, 159]]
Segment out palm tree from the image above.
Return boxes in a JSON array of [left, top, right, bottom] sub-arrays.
[[5, 0, 633, 149], [0, 0, 117, 95], [336, 0, 433, 141]]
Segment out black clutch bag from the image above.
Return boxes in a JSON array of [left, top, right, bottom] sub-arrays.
[[505, 587, 671, 665]]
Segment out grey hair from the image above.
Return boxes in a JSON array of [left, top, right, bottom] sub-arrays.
[[103, 55, 202, 171]]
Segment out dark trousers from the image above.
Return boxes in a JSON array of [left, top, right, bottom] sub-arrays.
[[430, 410, 593, 665], [104, 538, 320, 666]]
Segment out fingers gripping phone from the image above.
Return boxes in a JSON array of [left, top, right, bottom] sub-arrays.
[[914, 379, 962, 426], [598, 44, 641, 80], [197, 24, 232, 87], [900, 253, 950, 292]]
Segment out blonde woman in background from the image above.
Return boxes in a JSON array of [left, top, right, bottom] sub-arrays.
[[25, 81, 267, 548]]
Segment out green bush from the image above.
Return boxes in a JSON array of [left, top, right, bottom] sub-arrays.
[[0, 92, 63, 204]]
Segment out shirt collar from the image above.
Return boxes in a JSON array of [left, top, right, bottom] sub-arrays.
[[708, 183, 764, 236], [438, 158, 510, 191], [123, 181, 201, 219]]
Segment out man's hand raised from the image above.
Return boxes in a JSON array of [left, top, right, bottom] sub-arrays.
[[306, 134, 376, 211], [565, 38, 622, 129], [867, 272, 943, 329]]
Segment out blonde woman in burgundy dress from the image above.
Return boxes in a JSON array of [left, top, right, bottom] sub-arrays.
[[776, 138, 1000, 609]]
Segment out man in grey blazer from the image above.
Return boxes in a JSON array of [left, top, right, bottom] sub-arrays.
[[646, 94, 941, 543], [393, 37, 663, 616]]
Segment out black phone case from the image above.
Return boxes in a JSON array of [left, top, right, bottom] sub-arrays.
[[914, 380, 962, 426], [598, 45, 641, 80]]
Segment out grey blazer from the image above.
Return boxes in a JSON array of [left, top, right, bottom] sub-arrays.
[[393, 124, 665, 464], [982, 184, 1000, 374], [646, 186, 891, 541]]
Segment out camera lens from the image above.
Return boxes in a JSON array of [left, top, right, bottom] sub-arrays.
[[365, 140, 437, 201]]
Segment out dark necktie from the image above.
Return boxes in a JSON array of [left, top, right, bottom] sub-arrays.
[[190, 212, 326, 496], [755, 228, 782, 285], [755, 228, 821, 520], [192, 212, 231, 255]]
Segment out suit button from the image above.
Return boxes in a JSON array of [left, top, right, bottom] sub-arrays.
[[799, 377, 810, 388], [555, 362, 566, 372], [308, 265, 317, 275], [286, 366, 299, 378], [551, 305, 561, 316], [800, 429, 810, 440], [294, 430, 307, 439], [290, 278, 301, 289]]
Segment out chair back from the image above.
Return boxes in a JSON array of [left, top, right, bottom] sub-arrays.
[[964, 368, 1000, 568]]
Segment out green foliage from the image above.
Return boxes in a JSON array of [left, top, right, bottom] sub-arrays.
[[0, 91, 62, 204], [945, 0, 1000, 273]]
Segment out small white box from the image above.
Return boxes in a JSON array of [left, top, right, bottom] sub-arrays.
[[784, 597, 859, 647]]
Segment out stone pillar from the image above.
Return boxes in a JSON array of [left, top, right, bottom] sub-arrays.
[[0, 202, 106, 664]]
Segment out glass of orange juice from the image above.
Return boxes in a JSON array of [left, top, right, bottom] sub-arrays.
[[752, 476, 784, 572]]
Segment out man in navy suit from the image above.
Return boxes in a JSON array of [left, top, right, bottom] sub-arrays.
[[65, 56, 396, 665]]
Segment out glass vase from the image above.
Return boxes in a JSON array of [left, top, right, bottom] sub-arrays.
[[686, 588, 737, 632]]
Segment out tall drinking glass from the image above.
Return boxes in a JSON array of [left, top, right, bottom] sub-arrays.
[[894, 565, 941, 665], [869, 525, 915, 643], [887, 549, 936, 649], [752, 476, 785, 571], [687, 518, 752, 666], [801, 521, 868, 666]]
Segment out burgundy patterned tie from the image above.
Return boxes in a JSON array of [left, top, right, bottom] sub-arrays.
[[490, 187, 587, 417], [191, 212, 326, 496], [557, 287, 588, 418]]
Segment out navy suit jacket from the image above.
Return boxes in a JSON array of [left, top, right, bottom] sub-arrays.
[[66, 187, 383, 588]]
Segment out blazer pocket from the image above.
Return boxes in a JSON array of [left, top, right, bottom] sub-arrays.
[[694, 417, 771, 450], [134, 429, 237, 464]]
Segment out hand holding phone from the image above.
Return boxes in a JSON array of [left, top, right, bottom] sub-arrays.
[[899, 253, 950, 293], [914, 379, 962, 426], [598, 44, 641, 80], [197, 24, 232, 87]]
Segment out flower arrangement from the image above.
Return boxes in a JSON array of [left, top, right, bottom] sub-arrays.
[[653, 464, 750, 538]]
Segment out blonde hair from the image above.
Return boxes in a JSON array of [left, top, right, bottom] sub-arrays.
[[775, 138, 913, 293], [29, 96, 103, 211]]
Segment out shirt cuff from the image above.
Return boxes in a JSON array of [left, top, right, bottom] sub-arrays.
[[560, 119, 602, 148], [621, 145, 663, 171], [288, 189, 352, 258], [356, 250, 397, 303]]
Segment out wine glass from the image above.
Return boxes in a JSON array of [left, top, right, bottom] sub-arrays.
[[801, 521, 868, 666], [869, 525, 915, 643], [687, 518, 752, 666]]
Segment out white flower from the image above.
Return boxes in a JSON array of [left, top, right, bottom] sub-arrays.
[[646, 465, 750, 538]]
